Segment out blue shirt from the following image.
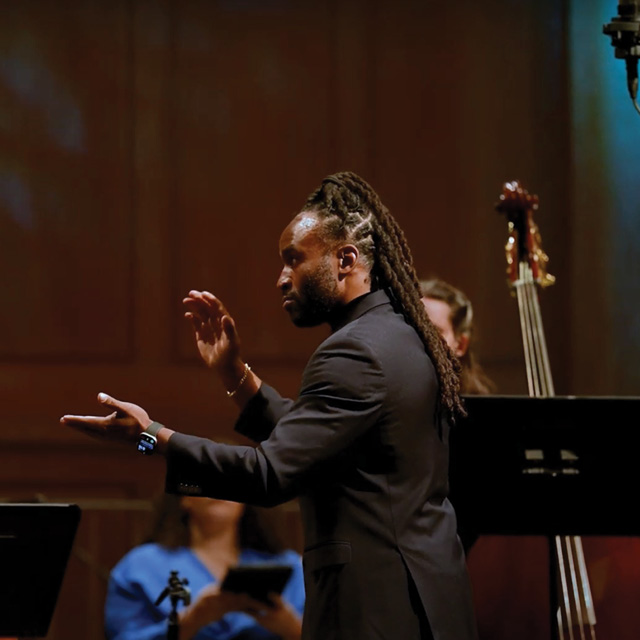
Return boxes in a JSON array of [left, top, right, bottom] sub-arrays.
[[104, 544, 305, 640]]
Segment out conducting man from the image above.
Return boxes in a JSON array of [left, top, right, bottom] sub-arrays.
[[63, 171, 477, 640]]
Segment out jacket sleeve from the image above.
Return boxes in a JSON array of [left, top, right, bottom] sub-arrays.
[[165, 335, 386, 507], [234, 383, 295, 443]]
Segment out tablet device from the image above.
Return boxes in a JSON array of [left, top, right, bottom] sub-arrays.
[[220, 564, 293, 605]]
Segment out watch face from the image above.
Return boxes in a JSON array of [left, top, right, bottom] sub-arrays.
[[137, 433, 157, 455]]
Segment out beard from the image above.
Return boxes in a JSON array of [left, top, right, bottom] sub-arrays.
[[287, 258, 340, 328]]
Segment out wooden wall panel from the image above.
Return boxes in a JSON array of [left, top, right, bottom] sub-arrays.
[[170, 0, 336, 368], [365, 0, 571, 395], [0, 0, 135, 361]]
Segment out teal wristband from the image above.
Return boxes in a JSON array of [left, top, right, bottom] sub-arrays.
[[146, 421, 164, 437]]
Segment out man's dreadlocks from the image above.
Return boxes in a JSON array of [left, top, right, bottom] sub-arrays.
[[303, 171, 465, 423]]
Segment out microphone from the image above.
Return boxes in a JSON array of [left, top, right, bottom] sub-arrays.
[[603, 1, 640, 115]]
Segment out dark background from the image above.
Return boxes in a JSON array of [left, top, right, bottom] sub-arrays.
[[1, 1, 638, 638]]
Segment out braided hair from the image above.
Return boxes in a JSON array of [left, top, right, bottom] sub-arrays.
[[303, 171, 465, 423]]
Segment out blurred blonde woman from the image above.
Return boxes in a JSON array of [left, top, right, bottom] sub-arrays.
[[420, 279, 494, 395]]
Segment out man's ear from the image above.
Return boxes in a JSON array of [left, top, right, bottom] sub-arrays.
[[454, 334, 470, 358], [337, 245, 359, 274]]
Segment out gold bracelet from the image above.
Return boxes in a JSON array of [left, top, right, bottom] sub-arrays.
[[226, 363, 251, 397]]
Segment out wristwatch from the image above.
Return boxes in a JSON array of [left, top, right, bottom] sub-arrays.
[[137, 421, 164, 455]]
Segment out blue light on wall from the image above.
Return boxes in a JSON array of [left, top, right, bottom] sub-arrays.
[[569, 1, 640, 392]]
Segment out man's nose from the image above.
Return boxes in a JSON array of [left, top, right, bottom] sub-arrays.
[[277, 268, 291, 292]]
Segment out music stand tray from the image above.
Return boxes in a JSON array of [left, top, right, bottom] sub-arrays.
[[450, 395, 640, 538], [0, 503, 81, 638]]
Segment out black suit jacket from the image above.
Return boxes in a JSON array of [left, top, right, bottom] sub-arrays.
[[166, 290, 477, 640]]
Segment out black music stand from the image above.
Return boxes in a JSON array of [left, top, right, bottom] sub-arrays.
[[450, 395, 640, 538], [450, 395, 640, 640], [0, 503, 81, 638]]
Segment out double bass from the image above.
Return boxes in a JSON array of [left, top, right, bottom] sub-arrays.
[[459, 180, 640, 640], [495, 180, 596, 640]]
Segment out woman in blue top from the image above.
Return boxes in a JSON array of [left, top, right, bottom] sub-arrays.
[[105, 494, 304, 640]]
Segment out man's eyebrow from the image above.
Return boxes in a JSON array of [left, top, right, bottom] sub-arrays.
[[281, 245, 301, 257]]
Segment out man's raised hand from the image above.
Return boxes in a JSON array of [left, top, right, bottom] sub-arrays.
[[183, 291, 241, 372], [183, 290, 260, 406]]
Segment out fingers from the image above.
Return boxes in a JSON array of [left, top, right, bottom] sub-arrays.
[[97, 392, 124, 414], [183, 291, 229, 324], [60, 410, 136, 444], [241, 596, 269, 617], [183, 292, 239, 353], [60, 411, 117, 428], [221, 314, 238, 341], [60, 409, 136, 429], [183, 290, 224, 311], [98, 392, 145, 422], [184, 311, 202, 327], [266, 592, 283, 608], [196, 583, 221, 600], [61, 391, 148, 444]]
